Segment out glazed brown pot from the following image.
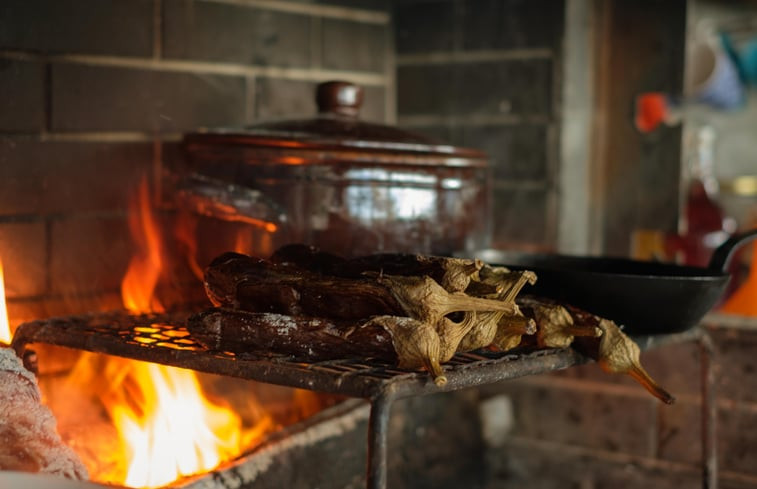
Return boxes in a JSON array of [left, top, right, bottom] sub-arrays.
[[180, 81, 490, 258]]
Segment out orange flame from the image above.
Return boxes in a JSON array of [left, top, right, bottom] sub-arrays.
[[0, 257, 11, 344], [109, 361, 271, 488], [233, 227, 274, 258], [121, 176, 164, 313], [233, 228, 254, 255], [94, 176, 271, 488], [173, 212, 205, 281]]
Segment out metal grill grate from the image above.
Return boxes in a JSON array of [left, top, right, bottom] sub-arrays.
[[10, 310, 708, 489], [10, 310, 599, 400]]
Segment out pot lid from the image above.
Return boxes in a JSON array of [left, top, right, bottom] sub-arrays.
[[184, 81, 487, 164]]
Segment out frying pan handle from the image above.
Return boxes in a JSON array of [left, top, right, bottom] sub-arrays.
[[708, 227, 757, 272]]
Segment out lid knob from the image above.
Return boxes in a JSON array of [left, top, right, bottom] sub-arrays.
[[316, 81, 363, 117]]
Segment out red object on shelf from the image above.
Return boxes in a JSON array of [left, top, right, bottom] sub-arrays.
[[665, 177, 730, 268], [635, 92, 669, 133], [681, 180, 729, 267], [666, 125, 734, 269]]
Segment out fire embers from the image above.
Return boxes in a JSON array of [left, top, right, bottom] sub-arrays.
[[193, 244, 674, 403]]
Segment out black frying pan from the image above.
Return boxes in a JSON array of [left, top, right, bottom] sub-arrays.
[[468, 228, 757, 335]]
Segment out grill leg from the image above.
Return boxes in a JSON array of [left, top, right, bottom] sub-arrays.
[[367, 394, 392, 489], [700, 332, 717, 489]]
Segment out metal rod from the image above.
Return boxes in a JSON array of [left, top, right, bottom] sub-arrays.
[[366, 394, 392, 489], [700, 332, 718, 489]]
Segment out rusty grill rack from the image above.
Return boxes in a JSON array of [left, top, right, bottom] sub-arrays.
[[10, 311, 712, 489], [9, 310, 598, 399]]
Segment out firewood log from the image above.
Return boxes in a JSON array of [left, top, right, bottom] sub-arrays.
[[0, 347, 88, 479]]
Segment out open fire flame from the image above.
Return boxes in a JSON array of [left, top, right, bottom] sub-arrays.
[[74, 177, 273, 488], [121, 177, 165, 313], [104, 360, 271, 488], [0, 257, 11, 345], [0, 177, 326, 488]]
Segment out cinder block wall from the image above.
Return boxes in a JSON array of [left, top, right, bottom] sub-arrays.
[[394, 0, 564, 249], [0, 0, 393, 325], [477, 318, 757, 489], [393, 2, 757, 489]]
